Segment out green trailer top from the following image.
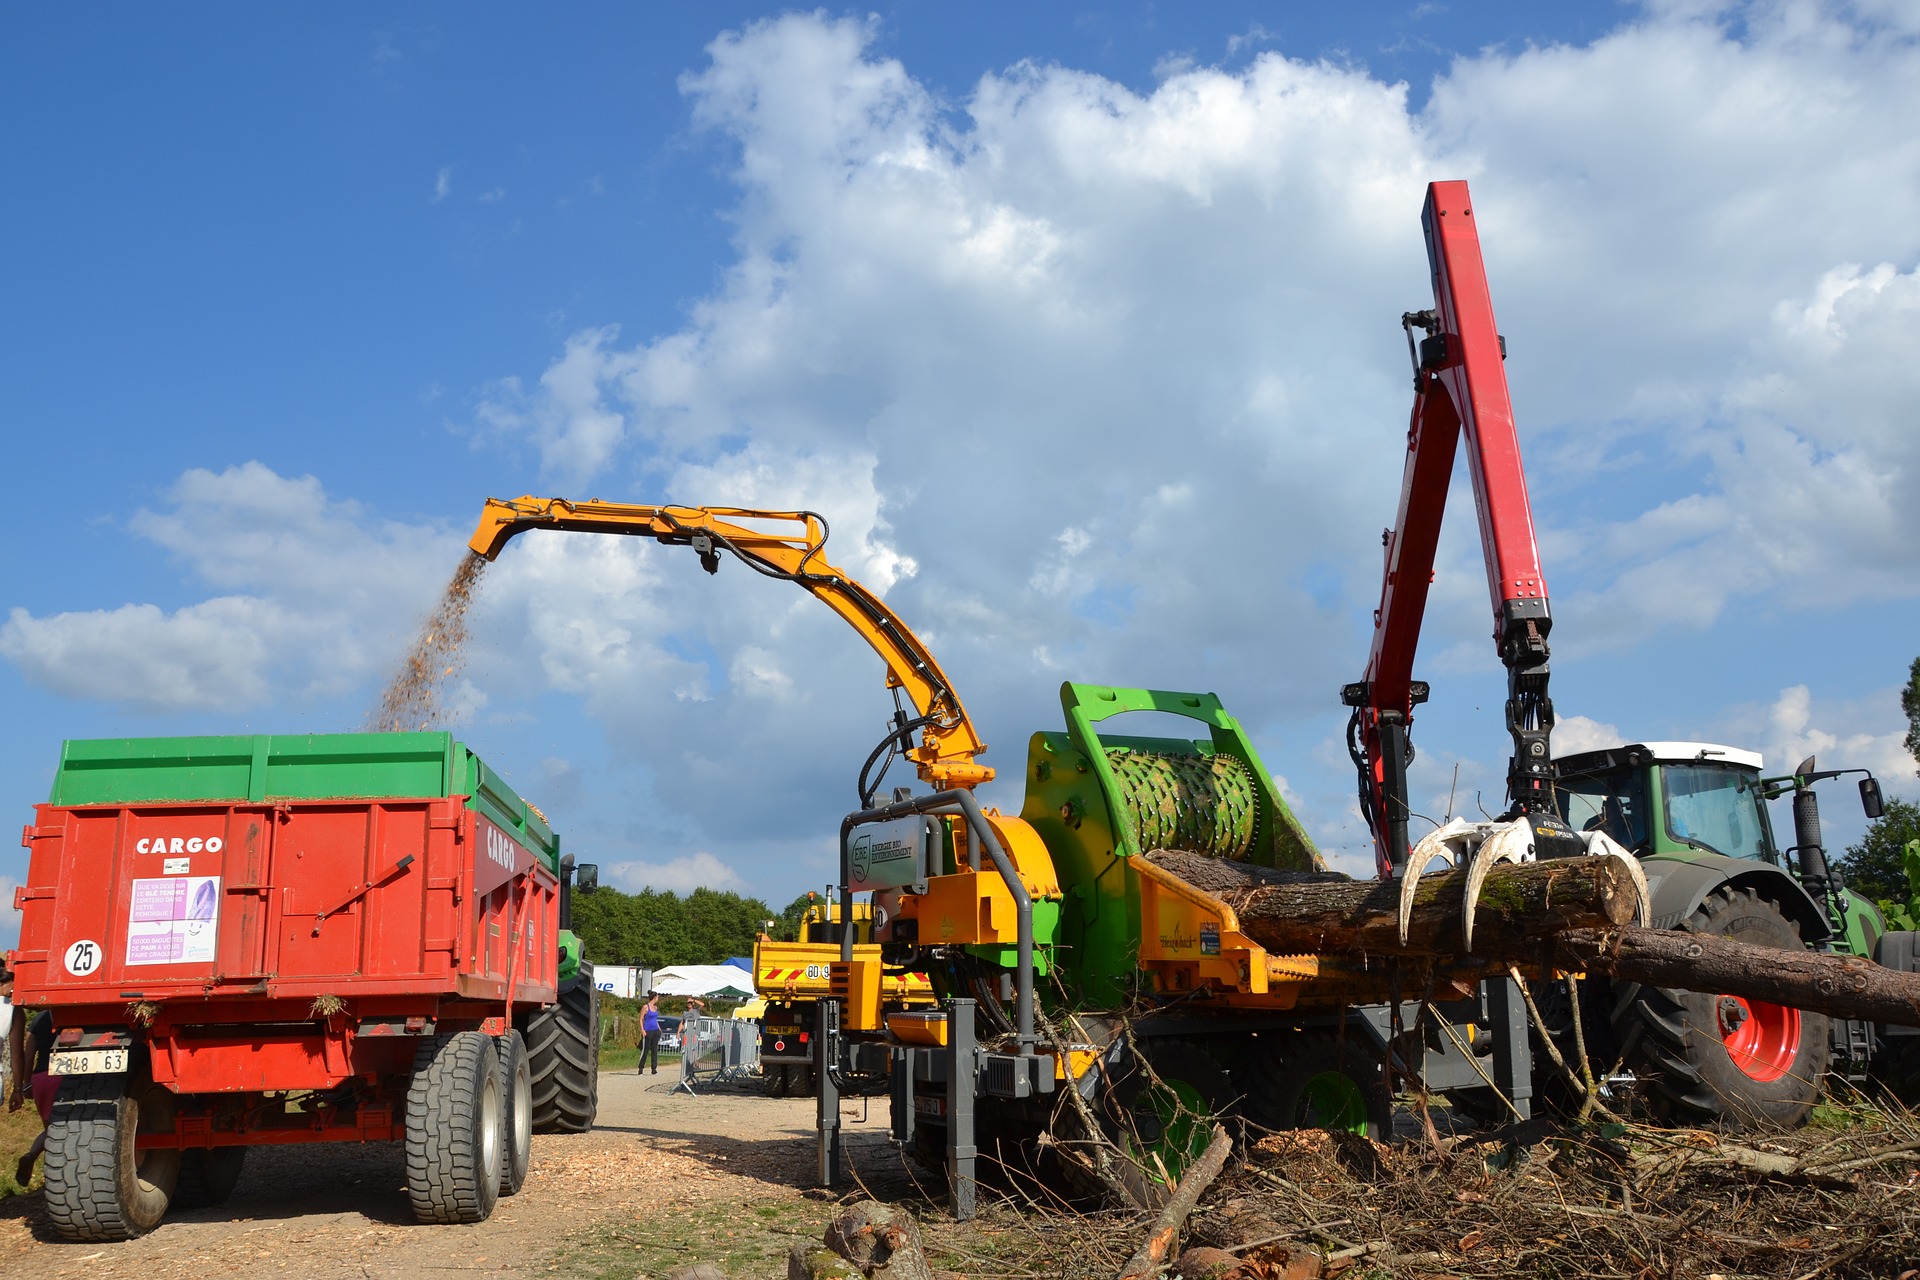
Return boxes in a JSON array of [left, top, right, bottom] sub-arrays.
[[47, 732, 560, 870]]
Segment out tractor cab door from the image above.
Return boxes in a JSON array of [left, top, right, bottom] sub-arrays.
[[1555, 765, 1653, 856]]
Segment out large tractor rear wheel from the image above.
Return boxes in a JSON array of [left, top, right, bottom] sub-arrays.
[[41, 1072, 182, 1241], [1238, 1031, 1391, 1142], [1612, 886, 1829, 1128], [406, 1032, 503, 1224], [525, 965, 600, 1133]]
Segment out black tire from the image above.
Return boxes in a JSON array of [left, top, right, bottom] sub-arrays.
[[909, 1117, 948, 1179], [41, 1073, 182, 1241], [171, 1147, 246, 1210], [525, 967, 600, 1133], [496, 1030, 531, 1197], [1869, 1035, 1920, 1105], [406, 1031, 503, 1225], [788, 1065, 817, 1097], [762, 1063, 790, 1097], [1237, 1031, 1391, 1142], [1612, 885, 1830, 1128]]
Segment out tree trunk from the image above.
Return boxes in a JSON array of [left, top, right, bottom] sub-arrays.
[[1140, 851, 1920, 1027], [820, 1200, 936, 1280], [1143, 849, 1639, 958], [1556, 926, 1920, 1029]]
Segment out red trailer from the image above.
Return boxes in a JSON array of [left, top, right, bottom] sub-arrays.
[[11, 732, 599, 1240]]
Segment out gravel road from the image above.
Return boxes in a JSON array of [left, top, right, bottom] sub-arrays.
[[0, 1070, 906, 1279]]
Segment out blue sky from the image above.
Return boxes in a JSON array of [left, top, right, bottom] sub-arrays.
[[5, 2, 1919, 940]]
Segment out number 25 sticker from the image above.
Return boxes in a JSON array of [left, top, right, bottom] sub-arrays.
[[64, 939, 102, 976]]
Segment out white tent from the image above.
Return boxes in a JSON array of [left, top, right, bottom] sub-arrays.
[[651, 964, 756, 999]]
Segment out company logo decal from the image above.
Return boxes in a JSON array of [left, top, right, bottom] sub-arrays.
[[485, 824, 520, 872], [136, 836, 224, 855]]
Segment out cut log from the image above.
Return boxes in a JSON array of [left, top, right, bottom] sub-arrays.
[[821, 1200, 936, 1280], [789, 1246, 862, 1280], [1141, 850, 1920, 1028], [1555, 926, 1920, 1030], [1144, 849, 1639, 959], [1116, 1124, 1235, 1280]]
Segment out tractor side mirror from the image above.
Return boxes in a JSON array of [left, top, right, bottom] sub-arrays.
[[576, 862, 600, 894], [1860, 778, 1885, 821]]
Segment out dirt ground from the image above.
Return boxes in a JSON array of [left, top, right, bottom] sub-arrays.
[[0, 1070, 913, 1280]]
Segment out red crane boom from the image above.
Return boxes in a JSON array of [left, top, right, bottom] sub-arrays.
[[1344, 180, 1580, 878]]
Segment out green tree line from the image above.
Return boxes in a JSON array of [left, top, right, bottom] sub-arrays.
[[1832, 656, 1920, 924], [572, 884, 776, 969]]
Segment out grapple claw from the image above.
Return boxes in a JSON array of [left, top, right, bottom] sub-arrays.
[[1399, 818, 1473, 945], [1460, 817, 1536, 952], [1582, 829, 1651, 927]]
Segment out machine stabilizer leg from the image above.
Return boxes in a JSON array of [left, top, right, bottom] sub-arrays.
[[816, 1001, 842, 1188], [947, 998, 977, 1222]]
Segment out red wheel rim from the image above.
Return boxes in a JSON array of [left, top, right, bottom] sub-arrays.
[[1718, 994, 1799, 1082]]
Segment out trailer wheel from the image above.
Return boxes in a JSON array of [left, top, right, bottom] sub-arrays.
[[1238, 1031, 1391, 1142], [41, 1073, 182, 1241], [525, 966, 600, 1133], [172, 1147, 246, 1210], [1612, 886, 1830, 1128], [406, 1032, 503, 1224], [1085, 1040, 1239, 1209], [496, 1030, 532, 1197]]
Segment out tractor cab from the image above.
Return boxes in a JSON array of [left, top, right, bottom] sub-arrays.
[[1554, 741, 1777, 864], [1555, 740, 1892, 961]]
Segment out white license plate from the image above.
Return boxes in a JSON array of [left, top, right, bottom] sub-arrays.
[[913, 1096, 946, 1117], [49, 1048, 128, 1076]]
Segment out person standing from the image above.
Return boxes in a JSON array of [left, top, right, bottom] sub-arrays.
[[0, 967, 14, 1100], [639, 994, 662, 1075], [9, 1008, 57, 1187]]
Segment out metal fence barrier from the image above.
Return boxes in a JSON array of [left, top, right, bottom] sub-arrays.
[[674, 1016, 762, 1094]]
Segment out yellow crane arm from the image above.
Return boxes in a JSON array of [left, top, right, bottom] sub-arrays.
[[467, 495, 993, 790]]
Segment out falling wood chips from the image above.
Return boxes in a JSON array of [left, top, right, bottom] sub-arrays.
[[368, 552, 488, 732]]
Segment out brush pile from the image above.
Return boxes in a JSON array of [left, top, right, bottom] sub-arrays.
[[1185, 1108, 1920, 1280], [909, 1098, 1920, 1280]]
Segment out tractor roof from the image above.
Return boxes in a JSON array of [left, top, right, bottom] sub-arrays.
[[1633, 741, 1764, 769], [1559, 740, 1764, 773]]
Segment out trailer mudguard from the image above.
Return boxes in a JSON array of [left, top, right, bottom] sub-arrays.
[[1639, 853, 1831, 946]]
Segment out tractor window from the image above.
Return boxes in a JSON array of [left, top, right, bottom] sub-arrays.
[[1555, 768, 1650, 853], [1660, 764, 1773, 862]]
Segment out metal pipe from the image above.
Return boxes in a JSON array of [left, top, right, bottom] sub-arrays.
[[950, 789, 1034, 1050], [838, 790, 1035, 1050]]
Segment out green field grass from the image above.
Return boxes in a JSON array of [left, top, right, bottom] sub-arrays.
[[548, 1197, 819, 1279], [0, 1092, 44, 1198]]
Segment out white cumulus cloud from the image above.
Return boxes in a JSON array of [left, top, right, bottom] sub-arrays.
[[14, 5, 1920, 891], [607, 851, 746, 895]]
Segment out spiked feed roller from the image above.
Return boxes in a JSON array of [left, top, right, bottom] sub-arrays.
[[1106, 749, 1259, 862]]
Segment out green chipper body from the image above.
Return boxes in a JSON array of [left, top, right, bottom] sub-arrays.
[[1015, 683, 1324, 1006], [837, 683, 1520, 1221]]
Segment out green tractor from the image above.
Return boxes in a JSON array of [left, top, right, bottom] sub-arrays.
[[1550, 741, 1914, 1125]]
